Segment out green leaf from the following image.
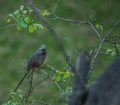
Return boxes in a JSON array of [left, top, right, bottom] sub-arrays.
[[20, 21, 28, 28], [111, 51, 116, 57], [20, 5, 24, 11], [8, 14, 14, 18], [59, 71, 65, 75], [54, 75, 61, 82], [33, 23, 44, 30], [29, 9, 33, 13], [100, 25, 103, 32], [7, 18, 12, 23], [24, 17, 30, 24], [15, 13, 22, 21], [29, 25, 37, 33], [17, 23, 23, 31], [17, 21, 28, 31], [23, 10, 27, 14], [95, 24, 100, 29], [63, 72, 70, 79], [41, 10, 51, 16], [95, 24, 103, 32], [65, 86, 73, 95], [13, 10, 19, 15], [106, 49, 112, 54]]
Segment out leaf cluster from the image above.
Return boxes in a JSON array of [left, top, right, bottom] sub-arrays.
[[7, 5, 51, 33]]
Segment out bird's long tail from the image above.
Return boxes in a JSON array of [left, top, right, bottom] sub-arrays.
[[14, 71, 29, 92]]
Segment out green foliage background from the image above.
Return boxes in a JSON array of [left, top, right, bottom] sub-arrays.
[[0, 0, 119, 104]]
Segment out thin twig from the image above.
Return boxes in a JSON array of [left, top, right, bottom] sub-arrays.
[[48, 17, 87, 24], [68, 56, 72, 72], [52, 0, 59, 15], [51, 0, 86, 24], [32, 76, 49, 88], [0, 24, 16, 30], [87, 21, 102, 42], [112, 35, 120, 37]]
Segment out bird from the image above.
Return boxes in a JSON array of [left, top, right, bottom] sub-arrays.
[[27, 44, 47, 71], [14, 44, 47, 92]]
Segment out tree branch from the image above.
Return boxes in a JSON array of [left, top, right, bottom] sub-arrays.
[[48, 16, 87, 24], [87, 21, 102, 42], [32, 76, 49, 88], [88, 19, 120, 78], [0, 24, 16, 30]]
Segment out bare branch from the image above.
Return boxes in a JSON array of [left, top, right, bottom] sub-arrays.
[[52, 0, 59, 15], [89, 19, 120, 77], [0, 24, 16, 30], [87, 21, 102, 42], [51, 0, 86, 24], [48, 16, 87, 24], [32, 76, 49, 88]]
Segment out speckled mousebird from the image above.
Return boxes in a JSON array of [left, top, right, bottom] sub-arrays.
[[14, 44, 47, 92], [27, 44, 47, 71]]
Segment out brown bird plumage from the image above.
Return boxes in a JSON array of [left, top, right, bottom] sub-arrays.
[[27, 44, 47, 71]]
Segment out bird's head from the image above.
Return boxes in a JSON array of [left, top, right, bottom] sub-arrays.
[[35, 44, 46, 55]]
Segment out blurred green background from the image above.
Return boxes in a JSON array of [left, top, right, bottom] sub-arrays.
[[0, 0, 120, 104]]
